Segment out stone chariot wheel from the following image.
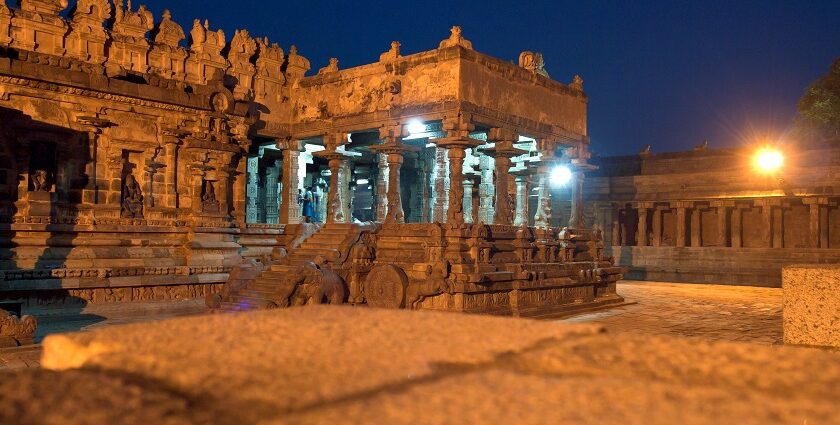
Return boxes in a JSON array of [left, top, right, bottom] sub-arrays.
[[364, 264, 408, 309]]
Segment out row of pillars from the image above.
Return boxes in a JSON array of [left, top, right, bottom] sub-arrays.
[[274, 115, 589, 227], [613, 198, 835, 249]]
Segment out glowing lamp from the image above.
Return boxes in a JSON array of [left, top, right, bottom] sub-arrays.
[[406, 120, 426, 135], [550, 166, 573, 187], [754, 148, 783, 173]]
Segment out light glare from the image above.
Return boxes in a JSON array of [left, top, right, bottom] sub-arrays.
[[407, 120, 426, 135], [551, 166, 573, 186], [754, 148, 783, 173]]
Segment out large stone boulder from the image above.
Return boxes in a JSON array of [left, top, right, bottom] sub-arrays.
[[2, 306, 832, 424]]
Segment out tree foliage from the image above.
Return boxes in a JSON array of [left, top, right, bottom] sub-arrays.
[[798, 58, 840, 143]]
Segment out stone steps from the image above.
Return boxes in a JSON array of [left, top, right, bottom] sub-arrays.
[[219, 223, 359, 313]]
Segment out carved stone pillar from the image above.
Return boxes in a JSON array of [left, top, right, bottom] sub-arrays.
[[569, 171, 586, 229], [384, 153, 404, 223], [369, 125, 419, 224], [278, 139, 304, 224], [77, 116, 114, 205], [264, 160, 280, 224], [483, 129, 525, 226], [712, 202, 731, 247], [161, 138, 183, 208], [436, 115, 481, 226], [773, 203, 785, 249], [611, 205, 621, 246], [674, 203, 687, 247], [418, 153, 431, 223], [731, 206, 743, 248], [533, 157, 558, 229], [477, 153, 494, 224], [651, 206, 664, 247], [142, 148, 164, 209], [340, 160, 353, 222], [431, 146, 449, 223], [637, 205, 649, 246], [806, 197, 832, 248], [512, 168, 531, 227], [325, 157, 347, 224], [463, 177, 475, 224], [806, 198, 821, 248], [756, 200, 773, 248], [246, 156, 259, 223], [690, 204, 704, 247], [375, 153, 389, 222], [217, 166, 232, 218], [820, 201, 831, 248]]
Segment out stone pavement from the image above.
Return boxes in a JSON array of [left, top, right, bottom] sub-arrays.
[[562, 280, 783, 344], [3, 306, 835, 425]]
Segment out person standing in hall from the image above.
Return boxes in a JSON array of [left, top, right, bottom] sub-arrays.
[[302, 185, 318, 223]]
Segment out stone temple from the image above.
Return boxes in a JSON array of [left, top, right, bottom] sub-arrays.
[[0, 0, 628, 344]]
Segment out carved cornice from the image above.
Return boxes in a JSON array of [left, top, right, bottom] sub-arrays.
[[0, 75, 204, 113]]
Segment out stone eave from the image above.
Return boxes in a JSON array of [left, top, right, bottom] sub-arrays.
[[289, 99, 583, 144]]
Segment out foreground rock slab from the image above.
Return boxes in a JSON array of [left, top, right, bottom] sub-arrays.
[[0, 306, 837, 424]]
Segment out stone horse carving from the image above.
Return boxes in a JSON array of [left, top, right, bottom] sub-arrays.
[[405, 261, 451, 310], [271, 261, 347, 307]]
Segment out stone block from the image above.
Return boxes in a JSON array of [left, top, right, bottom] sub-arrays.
[[783, 265, 840, 348]]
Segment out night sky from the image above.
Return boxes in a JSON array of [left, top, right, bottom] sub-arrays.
[[138, 0, 840, 156]]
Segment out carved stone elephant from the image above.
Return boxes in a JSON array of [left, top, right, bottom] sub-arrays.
[[277, 261, 348, 307]]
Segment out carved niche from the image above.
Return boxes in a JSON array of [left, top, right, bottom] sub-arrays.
[[201, 179, 219, 213], [28, 142, 56, 192], [120, 173, 143, 218]]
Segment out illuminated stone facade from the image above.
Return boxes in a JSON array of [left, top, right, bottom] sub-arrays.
[[0, 1, 622, 326]]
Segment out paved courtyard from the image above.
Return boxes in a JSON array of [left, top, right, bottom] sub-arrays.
[[561, 280, 783, 345], [1, 281, 784, 370]]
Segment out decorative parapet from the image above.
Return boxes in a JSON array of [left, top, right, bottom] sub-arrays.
[[107, 0, 154, 74], [227, 29, 257, 99], [0, 0, 10, 47], [0, 1, 308, 99], [149, 9, 186, 80]]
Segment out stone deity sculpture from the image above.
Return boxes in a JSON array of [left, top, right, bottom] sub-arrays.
[[31, 169, 50, 192], [202, 180, 220, 213], [121, 174, 144, 218]]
